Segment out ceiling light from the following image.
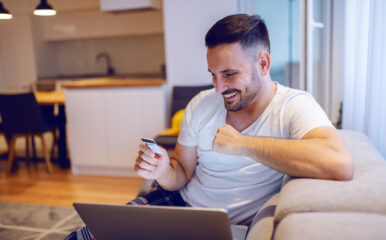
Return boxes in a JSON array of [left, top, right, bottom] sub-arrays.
[[34, 0, 56, 16], [0, 2, 12, 20]]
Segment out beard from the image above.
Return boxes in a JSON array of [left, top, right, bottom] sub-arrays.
[[224, 89, 258, 112], [223, 69, 260, 112]]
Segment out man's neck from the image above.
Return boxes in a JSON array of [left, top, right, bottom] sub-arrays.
[[226, 80, 277, 132]]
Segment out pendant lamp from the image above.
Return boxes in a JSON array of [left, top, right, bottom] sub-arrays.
[[34, 0, 56, 16], [0, 2, 12, 19]]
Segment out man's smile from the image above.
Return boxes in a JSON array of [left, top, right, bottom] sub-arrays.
[[223, 92, 237, 98], [222, 89, 240, 102]]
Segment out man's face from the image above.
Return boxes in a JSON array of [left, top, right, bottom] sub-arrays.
[[207, 42, 262, 112]]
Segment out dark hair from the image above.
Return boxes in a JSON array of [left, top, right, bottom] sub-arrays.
[[205, 14, 270, 53]]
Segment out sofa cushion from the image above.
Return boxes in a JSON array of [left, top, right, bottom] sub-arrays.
[[274, 212, 386, 240], [274, 130, 386, 222], [246, 193, 279, 240]]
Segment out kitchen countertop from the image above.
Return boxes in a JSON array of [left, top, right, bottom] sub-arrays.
[[61, 77, 165, 89], [34, 91, 65, 105], [38, 73, 164, 80]]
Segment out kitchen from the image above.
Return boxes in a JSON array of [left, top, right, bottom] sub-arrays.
[[0, 0, 234, 177], [0, 0, 234, 204], [0, 1, 234, 237], [0, 0, 168, 180]]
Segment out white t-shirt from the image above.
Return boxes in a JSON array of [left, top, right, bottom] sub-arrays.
[[177, 83, 333, 225]]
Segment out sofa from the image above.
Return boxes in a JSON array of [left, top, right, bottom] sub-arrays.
[[247, 130, 386, 240], [140, 130, 386, 239]]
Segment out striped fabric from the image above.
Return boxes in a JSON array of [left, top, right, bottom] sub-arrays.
[[78, 227, 95, 240], [65, 187, 187, 240]]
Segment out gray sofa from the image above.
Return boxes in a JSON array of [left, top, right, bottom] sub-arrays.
[[140, 130, 386, 239], [247, 130, 386, 240]]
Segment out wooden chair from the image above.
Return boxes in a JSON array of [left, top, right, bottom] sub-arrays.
[[0, 92, 56, 174], [39, 105, 61, 159]]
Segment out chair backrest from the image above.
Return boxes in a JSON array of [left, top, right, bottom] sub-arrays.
[[0, 92, 49, 134], [171, 85, 214, 118]]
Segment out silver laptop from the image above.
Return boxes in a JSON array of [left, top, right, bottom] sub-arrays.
[[73, 202, 247, 240]]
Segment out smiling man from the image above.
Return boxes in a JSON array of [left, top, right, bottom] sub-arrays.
[[66, 14, 353, 240], [134, 13, 353, 223]]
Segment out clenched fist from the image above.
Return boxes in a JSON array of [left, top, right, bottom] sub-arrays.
[[135, 142, 170, 180], [212, 124, 245, 155]]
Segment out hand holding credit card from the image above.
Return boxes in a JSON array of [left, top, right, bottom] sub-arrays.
[[141, 137, 163, 155]]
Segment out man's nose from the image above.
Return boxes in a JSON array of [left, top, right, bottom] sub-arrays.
[[214, 78, 229, 94]]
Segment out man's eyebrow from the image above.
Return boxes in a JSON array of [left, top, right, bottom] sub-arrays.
[[220, 69, 236, 73], [208, 69, 237, 74]]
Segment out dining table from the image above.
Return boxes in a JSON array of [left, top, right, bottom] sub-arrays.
[[34, 91, 70, 169], [34, 91, 65, 105]]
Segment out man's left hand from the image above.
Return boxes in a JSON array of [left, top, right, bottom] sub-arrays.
[[212, 124, 244, 155]]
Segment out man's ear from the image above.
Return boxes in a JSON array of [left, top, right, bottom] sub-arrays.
[[257, 51, 270, 76]]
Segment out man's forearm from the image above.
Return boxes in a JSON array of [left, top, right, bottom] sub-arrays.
[[156, 158, 191, 191], [238, 133, 353, 180], [155, 143, 198, 191], [213, 125, 353, 180]]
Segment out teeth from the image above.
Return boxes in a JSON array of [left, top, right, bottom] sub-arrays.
[[224, 92, 237, 98]]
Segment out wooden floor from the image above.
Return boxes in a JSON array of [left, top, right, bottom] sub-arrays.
[[0, 161, 144, 207]]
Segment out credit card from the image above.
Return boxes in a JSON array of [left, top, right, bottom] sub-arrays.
[[141, 137, 163, 155]]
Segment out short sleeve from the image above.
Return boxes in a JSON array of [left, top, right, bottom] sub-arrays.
[[177, 98, 198, 147], [284, 93, 333, 139]]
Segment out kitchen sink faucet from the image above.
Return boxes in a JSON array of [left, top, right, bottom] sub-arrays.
[[96, 52, 115, 75]]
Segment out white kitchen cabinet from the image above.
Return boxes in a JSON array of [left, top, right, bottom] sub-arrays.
[[100, 0, 162, 12], [104, 89, 144, 168], [65, 85, 166, 176], [65, 90, 108, 168], [42, 10, 163, 41]]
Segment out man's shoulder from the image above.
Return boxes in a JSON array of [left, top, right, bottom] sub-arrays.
[[182, 88, 224, 130], [276, 83, 315, 106], [187, 88, 222, 113]]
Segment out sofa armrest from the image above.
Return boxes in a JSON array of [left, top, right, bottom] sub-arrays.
[[246, 193, 279, 240], [274, 212, 386, 240], [274, 130, 386, 222]]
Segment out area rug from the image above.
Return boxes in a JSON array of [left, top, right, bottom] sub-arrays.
[[0, 201, 84, 240]]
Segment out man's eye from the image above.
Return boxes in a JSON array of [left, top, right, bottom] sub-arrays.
[[225, 72, 236, 77]]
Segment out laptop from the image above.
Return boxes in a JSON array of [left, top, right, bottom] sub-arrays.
[[73, 202, 248, 240]]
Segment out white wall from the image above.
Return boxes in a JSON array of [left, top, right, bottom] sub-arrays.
[[0, 0, 37, 91], [162, 0, 238, 121], [163, 0, 238, 87]]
